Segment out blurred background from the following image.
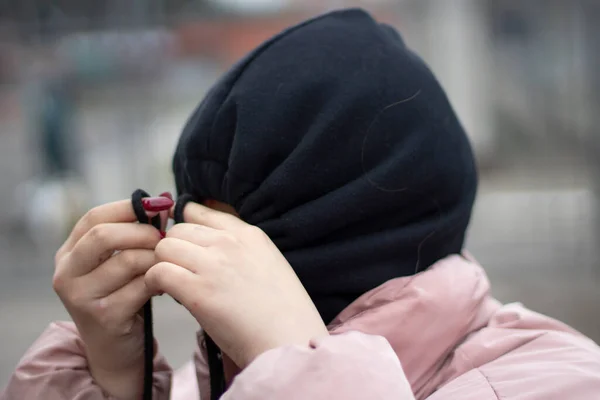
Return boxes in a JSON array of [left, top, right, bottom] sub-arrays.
[[0, 0, 599, 388]]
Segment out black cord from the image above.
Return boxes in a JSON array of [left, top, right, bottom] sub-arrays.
[[131, 189, 160, 400], [142, 299, 154, 400], [132, 190, 225, 400], [205, 334, 225, 400]]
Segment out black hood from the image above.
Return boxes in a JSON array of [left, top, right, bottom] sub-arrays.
[[173, 8, 478, 324]]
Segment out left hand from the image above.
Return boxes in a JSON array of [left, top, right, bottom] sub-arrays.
[[145, 202, 329, 369]]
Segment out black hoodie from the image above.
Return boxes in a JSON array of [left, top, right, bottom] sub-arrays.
[[172, 8, 478, 325]]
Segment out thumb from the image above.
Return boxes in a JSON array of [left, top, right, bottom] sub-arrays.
[[145, 262, 198, 307]]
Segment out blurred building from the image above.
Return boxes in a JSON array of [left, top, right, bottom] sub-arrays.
[[0, 0, 597, 256], [0, 0, 598, 231]]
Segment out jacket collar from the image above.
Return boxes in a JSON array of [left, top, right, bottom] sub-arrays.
[[328, 254, 500, 397]]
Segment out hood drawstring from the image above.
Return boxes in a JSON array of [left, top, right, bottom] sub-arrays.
[[131, 189, 160, 400], [131, 190, 226, 400]]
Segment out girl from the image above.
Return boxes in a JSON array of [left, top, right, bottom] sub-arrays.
[[3, 9, 600, 400]]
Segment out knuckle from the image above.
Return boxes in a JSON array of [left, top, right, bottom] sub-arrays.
[[81, 206, 100, 229], [246, 225, 268, 240], [88, 224, 111, 246], [54, 247, 64, 265], [57, 287, 88, 314], [197, 274, 218, 298], [89, 298, 132, 337], [216, 231, 237, 246], [91, 299, 116, 329], [53, 250, 66, 273], [126, 250, 155, 274], [119, 249, 139, 267], [51, 271, 65, 294], [212, 252, 229, 268], [186, 203, 207, 220], [96, 248, 115, 267], [52, 253, 73, 295], [68, 286, 89, 308]]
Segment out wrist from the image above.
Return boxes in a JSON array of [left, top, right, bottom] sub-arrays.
[[239, 324, 330, 368], [89, 362, 145, 400], [85, 342, 150, 400]]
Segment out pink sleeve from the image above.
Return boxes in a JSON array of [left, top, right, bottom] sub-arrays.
[[1, 321, 172, 400], [222, 331, 416, 400]]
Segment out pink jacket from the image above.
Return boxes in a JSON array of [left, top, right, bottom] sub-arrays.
[[3, 254, 600, 399]]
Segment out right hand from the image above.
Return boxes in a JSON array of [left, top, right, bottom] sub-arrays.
[[52, 198, 171, 400]]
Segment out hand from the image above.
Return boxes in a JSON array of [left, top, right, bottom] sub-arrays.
[[52, 196, 172, 400], [145, 202, 329, 369]]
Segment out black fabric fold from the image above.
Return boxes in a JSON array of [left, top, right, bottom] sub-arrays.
[[172, 7, 478, 325]]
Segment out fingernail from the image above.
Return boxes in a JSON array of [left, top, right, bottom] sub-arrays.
[[159, 192, 173, 200], [142, 197, 174, 212], [159, 230, 166, 239]]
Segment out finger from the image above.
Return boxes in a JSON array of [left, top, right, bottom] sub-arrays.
[[58, 200, 135, 257], [101, 275, 152, 327], [157, 190, 174, 235], [60, 199, 166, 257], [159, 210, 169, 233], [145, 262, 201, 310], [81, 249, 157, 298], [165, 223, 224, 246], [155, 237, 214, 274], [178, 202, 242, 230], [61, 223, 162, 278]]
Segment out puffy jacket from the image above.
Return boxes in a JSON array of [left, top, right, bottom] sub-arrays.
[[3, 254, 600, 399]]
